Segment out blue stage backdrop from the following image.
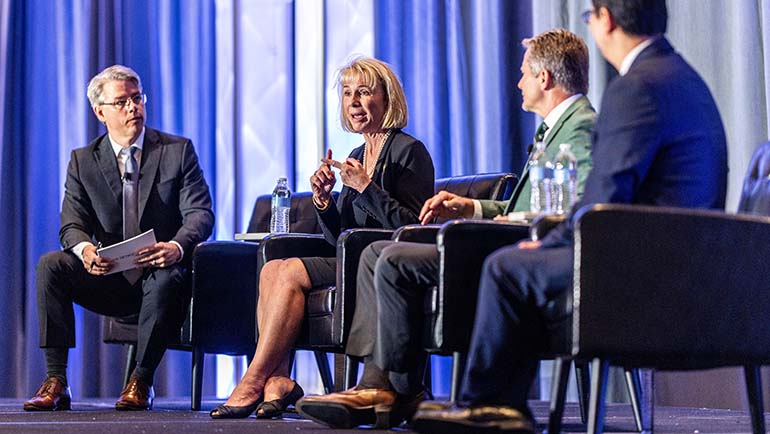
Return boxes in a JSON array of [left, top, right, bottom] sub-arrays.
[[1, 0, 769, 411]]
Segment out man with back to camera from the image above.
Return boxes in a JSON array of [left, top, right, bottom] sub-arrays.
[[295, 28, 596, 429], [413, 0, 728, 433], [24, 65, 214, 411]]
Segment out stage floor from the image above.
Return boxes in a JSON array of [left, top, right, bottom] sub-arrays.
[[0, 398, 758, 433]]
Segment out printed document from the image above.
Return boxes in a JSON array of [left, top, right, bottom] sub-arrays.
[[97, 229, 157, 274]]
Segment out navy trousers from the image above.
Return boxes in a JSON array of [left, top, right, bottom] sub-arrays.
[[460, 244, 573, 409]]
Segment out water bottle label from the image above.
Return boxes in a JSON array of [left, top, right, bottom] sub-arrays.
[[530, 166, 544, 181], [273, 197, 290, 208], [554, 169, 567, 184]]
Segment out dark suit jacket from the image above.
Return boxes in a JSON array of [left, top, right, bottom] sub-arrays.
[[317, 129, 435, 244], [59, 127, 215, 264], [542, 37, 728, 247]]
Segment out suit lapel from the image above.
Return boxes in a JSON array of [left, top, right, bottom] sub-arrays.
[[138, 128, 161, 220], [95, 135, 123, 201]]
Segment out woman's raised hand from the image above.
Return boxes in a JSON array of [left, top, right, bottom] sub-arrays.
[[321, 154, 371, 193], [310, 149, 336, 209]]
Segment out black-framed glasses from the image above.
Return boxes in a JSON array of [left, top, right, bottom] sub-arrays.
[[581, 9, 593, 24], [100, 93, 147, 110]]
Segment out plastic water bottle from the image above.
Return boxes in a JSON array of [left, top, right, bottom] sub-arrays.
[[270, 177, 291, 233], [529, 142, 554, 214], [552, 143, 578, 214]]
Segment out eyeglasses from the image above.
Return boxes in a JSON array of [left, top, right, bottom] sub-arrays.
[[581, 9, 593, 24], [100, 93, 147, 110]]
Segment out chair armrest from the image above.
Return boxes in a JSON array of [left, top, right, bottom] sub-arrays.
[[392, 224, 441, 243], [334, 228, 395, 344], [431, 220, 531, 352], [258, 233, 336, 266], [529, 214, 567, 241], [573, 204, 770, 368], [189, 240, 261, 354]]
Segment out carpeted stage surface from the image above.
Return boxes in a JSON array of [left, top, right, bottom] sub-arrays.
[[0, 398, 758, 433]]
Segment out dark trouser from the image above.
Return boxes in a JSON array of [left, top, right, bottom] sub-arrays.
[[345, 240, 439, 395], [460, 244, 573, 409], [36, 250, 189, 374]]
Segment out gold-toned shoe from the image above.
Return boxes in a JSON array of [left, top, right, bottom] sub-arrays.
[[412, 403, 536, 434], [115, 378, 154, 411], [23, 377, 72, 411], [296, 388, 396, 428]]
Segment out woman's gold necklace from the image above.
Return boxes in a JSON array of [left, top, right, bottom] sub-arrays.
[[363, 129, 391, 178]]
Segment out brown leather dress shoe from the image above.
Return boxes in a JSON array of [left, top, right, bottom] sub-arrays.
[[23, 377, 72, 411], [115, 378, 154, 411], [297, 387, 430, 429], [296, 388, 395, 428], [412, 403, 536, 434]]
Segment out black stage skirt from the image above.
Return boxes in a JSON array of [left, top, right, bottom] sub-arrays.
[[299, 256, 337, 287]]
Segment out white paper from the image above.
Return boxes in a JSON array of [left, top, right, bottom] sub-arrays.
[[97, 229, 157, 275]]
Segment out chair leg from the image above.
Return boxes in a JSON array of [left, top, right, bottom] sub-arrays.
[[123, 344, 137, 388], [575, 360, 591, 424], [548, 357, 572, 434], [191, 348, 204, 411], [450, 352, 466, 403], [288, 349, 296, 373], [744, 365, 766, 434], [625, 368, 643, 432], [313, 351, 334, 394], [343, 355, 359, 391], [625, 368, 654, 433], [639, 368, 654, 432], [423, 355, 433, 396], [587, 358, 609, 434]]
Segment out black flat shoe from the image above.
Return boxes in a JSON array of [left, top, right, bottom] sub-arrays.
[[256, 383, 304, 419], [209, 397, 263, 419]]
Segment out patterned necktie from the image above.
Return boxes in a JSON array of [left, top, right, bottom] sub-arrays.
[[122, 146, 142, 284], [534, 121, 549, 143]]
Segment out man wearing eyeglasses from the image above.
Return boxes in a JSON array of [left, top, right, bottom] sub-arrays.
[[413, 0, 727, 433], [24, 65, 214, 411]]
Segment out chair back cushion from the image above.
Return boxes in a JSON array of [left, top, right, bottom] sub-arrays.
[[738, 141, 770, 215], [247, 191, 339, 234], [434, 173, 516, 201], [432, 173, 517, 224]]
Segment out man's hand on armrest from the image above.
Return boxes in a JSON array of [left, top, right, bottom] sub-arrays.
[[419, 191, 475, 225]]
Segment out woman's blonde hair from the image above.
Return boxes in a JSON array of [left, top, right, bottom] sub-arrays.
[[336, 56, 408, 132]]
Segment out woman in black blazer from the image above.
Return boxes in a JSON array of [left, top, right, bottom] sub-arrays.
[[211, 57, 434, 419]]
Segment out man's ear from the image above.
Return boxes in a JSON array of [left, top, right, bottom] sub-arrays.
[[539, 69, 553, 91], [93, 105, 105, 123], [598, 6, 616, 33]]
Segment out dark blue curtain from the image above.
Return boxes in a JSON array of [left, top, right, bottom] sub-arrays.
[[375, 0, 533, 178], [1, 0, 219, 399]]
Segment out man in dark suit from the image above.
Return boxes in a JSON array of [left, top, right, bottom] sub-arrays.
[[413, 1, 728, 433], [24, 65, 214, 411], [296, 29, 596, 429]]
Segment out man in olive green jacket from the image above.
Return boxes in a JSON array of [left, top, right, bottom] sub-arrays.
[[478, 29, 595, 217], [294, 29, 596, 430], [485, 95, 594, 215]]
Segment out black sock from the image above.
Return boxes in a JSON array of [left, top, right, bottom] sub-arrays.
[[356, 358, 392, 390], [44, 347, 68, 385], [130, 366, 154, 387]]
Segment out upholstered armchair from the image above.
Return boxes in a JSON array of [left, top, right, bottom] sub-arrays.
[[549, 142, 770, 434], [397, 212, 643, 433]]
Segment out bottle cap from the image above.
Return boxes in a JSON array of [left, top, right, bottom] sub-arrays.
[[559, 143, 572, 151]]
